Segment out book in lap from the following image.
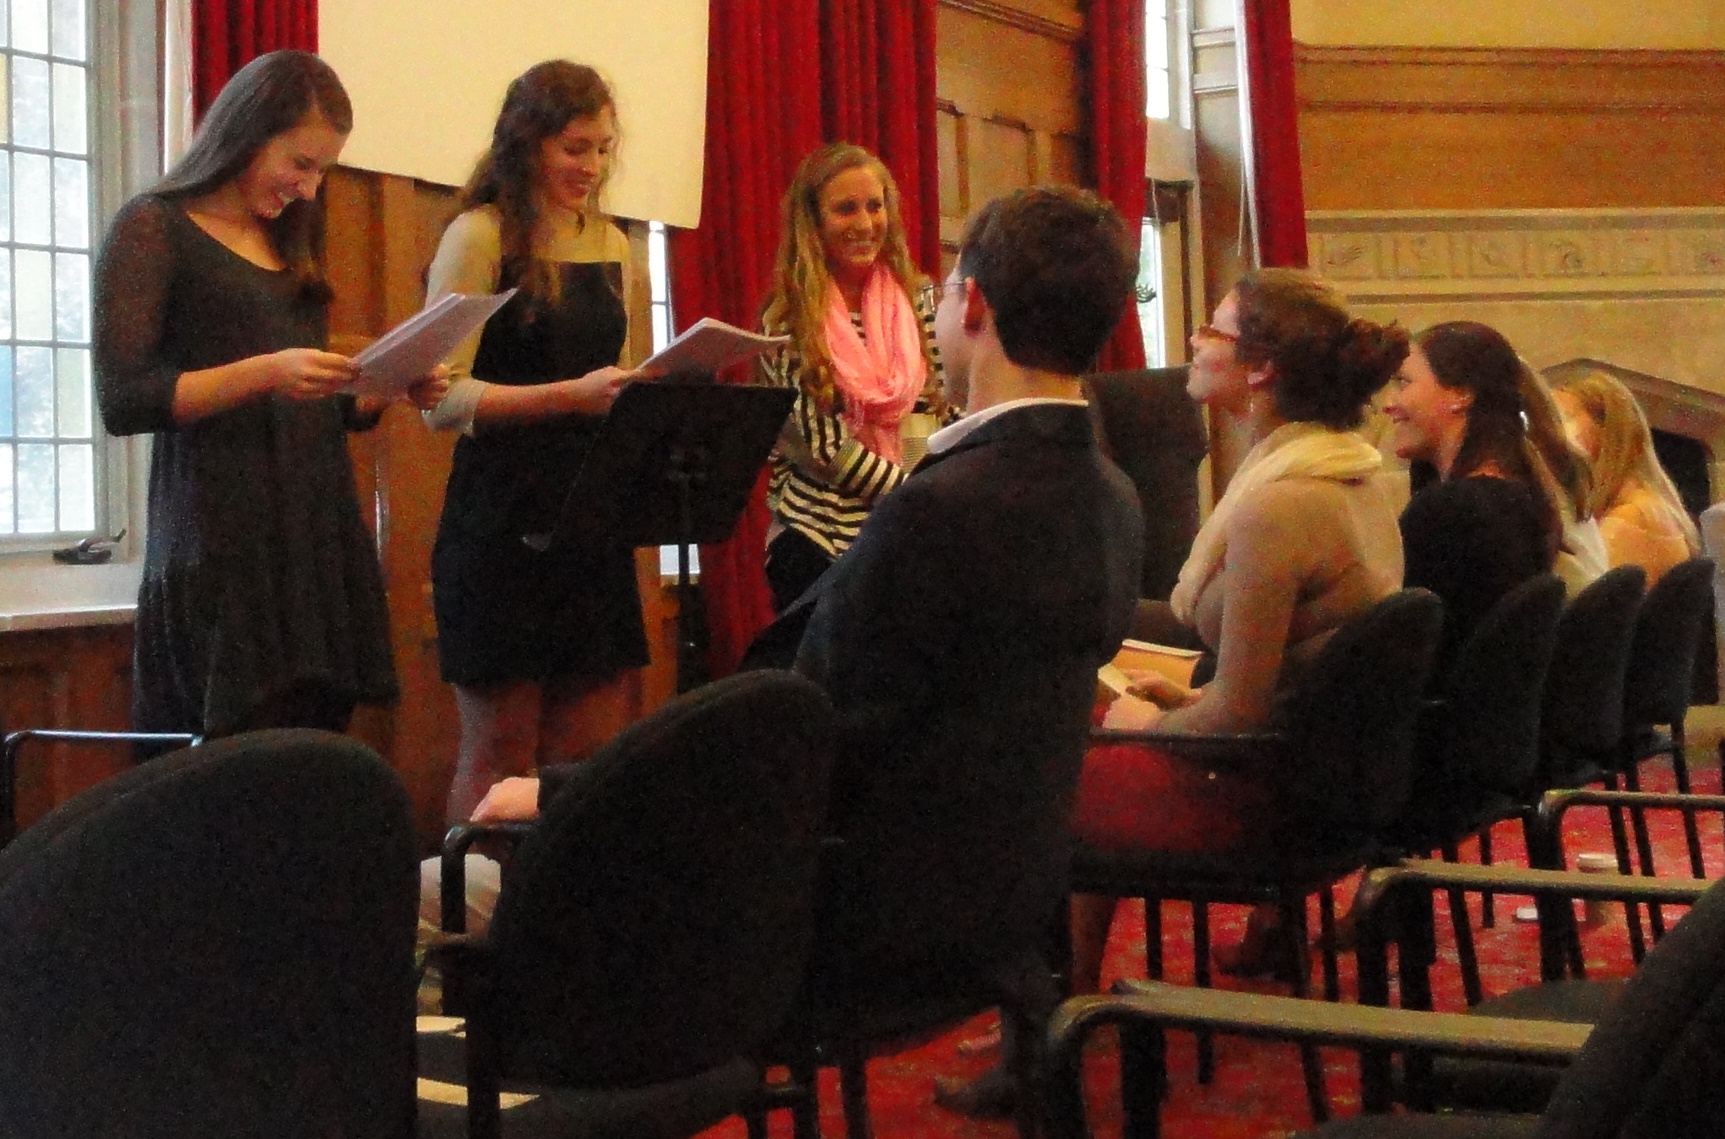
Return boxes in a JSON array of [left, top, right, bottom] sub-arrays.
[[1098, 638, 1202, 698]]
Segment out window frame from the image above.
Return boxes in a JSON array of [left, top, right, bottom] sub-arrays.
[[0, 0, 160, 624]]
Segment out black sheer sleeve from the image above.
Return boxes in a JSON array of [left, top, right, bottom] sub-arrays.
[[94, 196, 184, 437]]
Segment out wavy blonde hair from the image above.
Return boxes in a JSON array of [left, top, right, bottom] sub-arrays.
[[760, 143, 932, 411], [1552, 369, 1700, 551]]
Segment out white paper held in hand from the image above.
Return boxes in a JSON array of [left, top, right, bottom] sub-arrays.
[[640, 317, 788, 377], [349, 289, 518, 397]]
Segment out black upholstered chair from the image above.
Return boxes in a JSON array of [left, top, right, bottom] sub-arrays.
[[1529, 567, 1649, 953], [426, 670, 836, 1139], [1045, 861, 1725, 1139], [1083, 366, 1206, 603], [0, 728, 419, 1139], [1069, 588, 1445, 1124], [1386, 574, 1566, 1006], [1613, 557, 1715, 898]]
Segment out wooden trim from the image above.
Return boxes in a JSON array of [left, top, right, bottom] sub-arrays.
[[1297, 42, 1725, 114], [1295, 43, 1725, 69], [938, 0, 1081, 42]]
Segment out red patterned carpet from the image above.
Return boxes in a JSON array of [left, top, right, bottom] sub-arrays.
[[698, 750, 1722, 1139]]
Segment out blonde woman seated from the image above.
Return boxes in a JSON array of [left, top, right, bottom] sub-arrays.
[[1552, 370, 1699, 583], [1070, 269, 1409, 986]]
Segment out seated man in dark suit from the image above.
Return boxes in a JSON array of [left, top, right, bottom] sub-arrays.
[[468, 186, 1143, 1115]]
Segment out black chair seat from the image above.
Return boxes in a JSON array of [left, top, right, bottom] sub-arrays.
[[1422, 980, 1630, 1114], [416, 1020, 761, 1139], [1074, 840, 1385, 900]]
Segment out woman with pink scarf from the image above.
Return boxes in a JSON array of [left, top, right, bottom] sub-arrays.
[[759, 143, 947, 612]]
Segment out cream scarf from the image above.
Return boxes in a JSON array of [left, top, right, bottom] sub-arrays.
[[1169, 420, 1384, 623]]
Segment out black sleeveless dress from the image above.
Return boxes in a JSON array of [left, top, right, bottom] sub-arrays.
[[431, 262, 649, 685]]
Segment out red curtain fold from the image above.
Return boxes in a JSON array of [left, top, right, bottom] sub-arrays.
[[1085, 0, 1148, 371], [191, 0, 317, 120], [671, 0, 939, 678], [1241, 0, 1309, 268]]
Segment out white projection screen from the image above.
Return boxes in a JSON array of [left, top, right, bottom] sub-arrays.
[[320, 0, 709, 227]]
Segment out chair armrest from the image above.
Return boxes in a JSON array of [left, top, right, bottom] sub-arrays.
[[1356, 860, 1711, 917], [1054, 979, 1591, 1061], [2, 729, 201, 843], [1087, 727, 1287, 766], [439, 822, 533, 934], [1042, 982, 1591, 1139], [1539, 788, 1725, 847]]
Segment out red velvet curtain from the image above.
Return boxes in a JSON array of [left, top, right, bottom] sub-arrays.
[[671, 0, 939, 677], [1241, 0, 1308, 268], [191, 0, 317, 120], [1085, 0, 1148, 372]]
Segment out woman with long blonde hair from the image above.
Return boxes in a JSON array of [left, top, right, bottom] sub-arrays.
[[758, 142, 945, 610], [1552, 369, 1699, 582]]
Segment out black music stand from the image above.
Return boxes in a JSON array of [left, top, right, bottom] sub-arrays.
[[553, 380, 794, 693]]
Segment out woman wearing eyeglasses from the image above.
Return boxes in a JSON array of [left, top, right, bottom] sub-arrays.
[[1069, 268, 1409, 985], [757, 143, 947, 612]]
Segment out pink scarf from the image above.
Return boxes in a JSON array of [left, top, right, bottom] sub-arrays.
[[823, 264, 927, 464]]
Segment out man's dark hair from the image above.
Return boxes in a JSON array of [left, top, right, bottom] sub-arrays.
[[956, 185, 1136, 375]]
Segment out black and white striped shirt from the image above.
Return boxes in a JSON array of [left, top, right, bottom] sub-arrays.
[[761, 296, 944, 560]]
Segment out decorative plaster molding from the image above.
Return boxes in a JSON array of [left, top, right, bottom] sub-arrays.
[[937, 0, 1081, 42], [1307, 209, 1725, 303]]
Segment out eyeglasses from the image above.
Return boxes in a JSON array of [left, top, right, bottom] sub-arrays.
[[918, 281, 967, 310], [1194, 323, 1240, 344]]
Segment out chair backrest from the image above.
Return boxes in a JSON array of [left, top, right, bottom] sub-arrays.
[[1268, 588, 1445, 843], [1538, 875, 1725, 1138], [1083, 367, 1206, 602], [1437, 573, 1568, 802], [0, 729, 419, 1139], [487, 670, 835, 1089], [1542, 565, 1647, 763], [1622, 556, 1715, 729]]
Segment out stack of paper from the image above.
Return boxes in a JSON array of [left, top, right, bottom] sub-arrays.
[[641, 317, 789, 376], [349, 289, 517, 397]]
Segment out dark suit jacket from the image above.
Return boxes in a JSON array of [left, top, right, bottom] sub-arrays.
[[791, 402, 1143, 999]]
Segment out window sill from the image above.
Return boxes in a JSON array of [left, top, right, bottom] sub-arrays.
[[0, 559, 140, 633]]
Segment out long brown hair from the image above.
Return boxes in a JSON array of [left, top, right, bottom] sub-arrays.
[[760, 143, 931, 410], [459, 60, 619, 315], [155, 50, 351, 303], [1416, 321, 1591, 564]]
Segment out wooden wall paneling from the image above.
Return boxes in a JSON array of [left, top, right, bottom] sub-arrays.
[[1, 626, 133, 832], [935, 0, 1084, 264], [1295, 45, 1725, 210]]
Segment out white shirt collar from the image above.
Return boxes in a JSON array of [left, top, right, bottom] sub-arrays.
[[925, 396, 1089, 457]]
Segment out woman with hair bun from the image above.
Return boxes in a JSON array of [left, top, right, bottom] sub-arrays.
[[1386, 322, 1601, 670], [424, 60, 652, 824], [758, 142, 945, 612], [1067, 268, 1410, 985], [1551, 369, 1698, 583]]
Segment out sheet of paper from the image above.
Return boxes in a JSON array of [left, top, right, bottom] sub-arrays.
[[349, 289, 517, 397], [641, 317, 788, 376]]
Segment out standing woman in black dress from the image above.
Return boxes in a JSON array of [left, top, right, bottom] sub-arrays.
[[424, 61, 652, 824], [94, 51, 445, 739]]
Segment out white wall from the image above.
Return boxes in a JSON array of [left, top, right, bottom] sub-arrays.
[[320, 0, 709, 226]]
